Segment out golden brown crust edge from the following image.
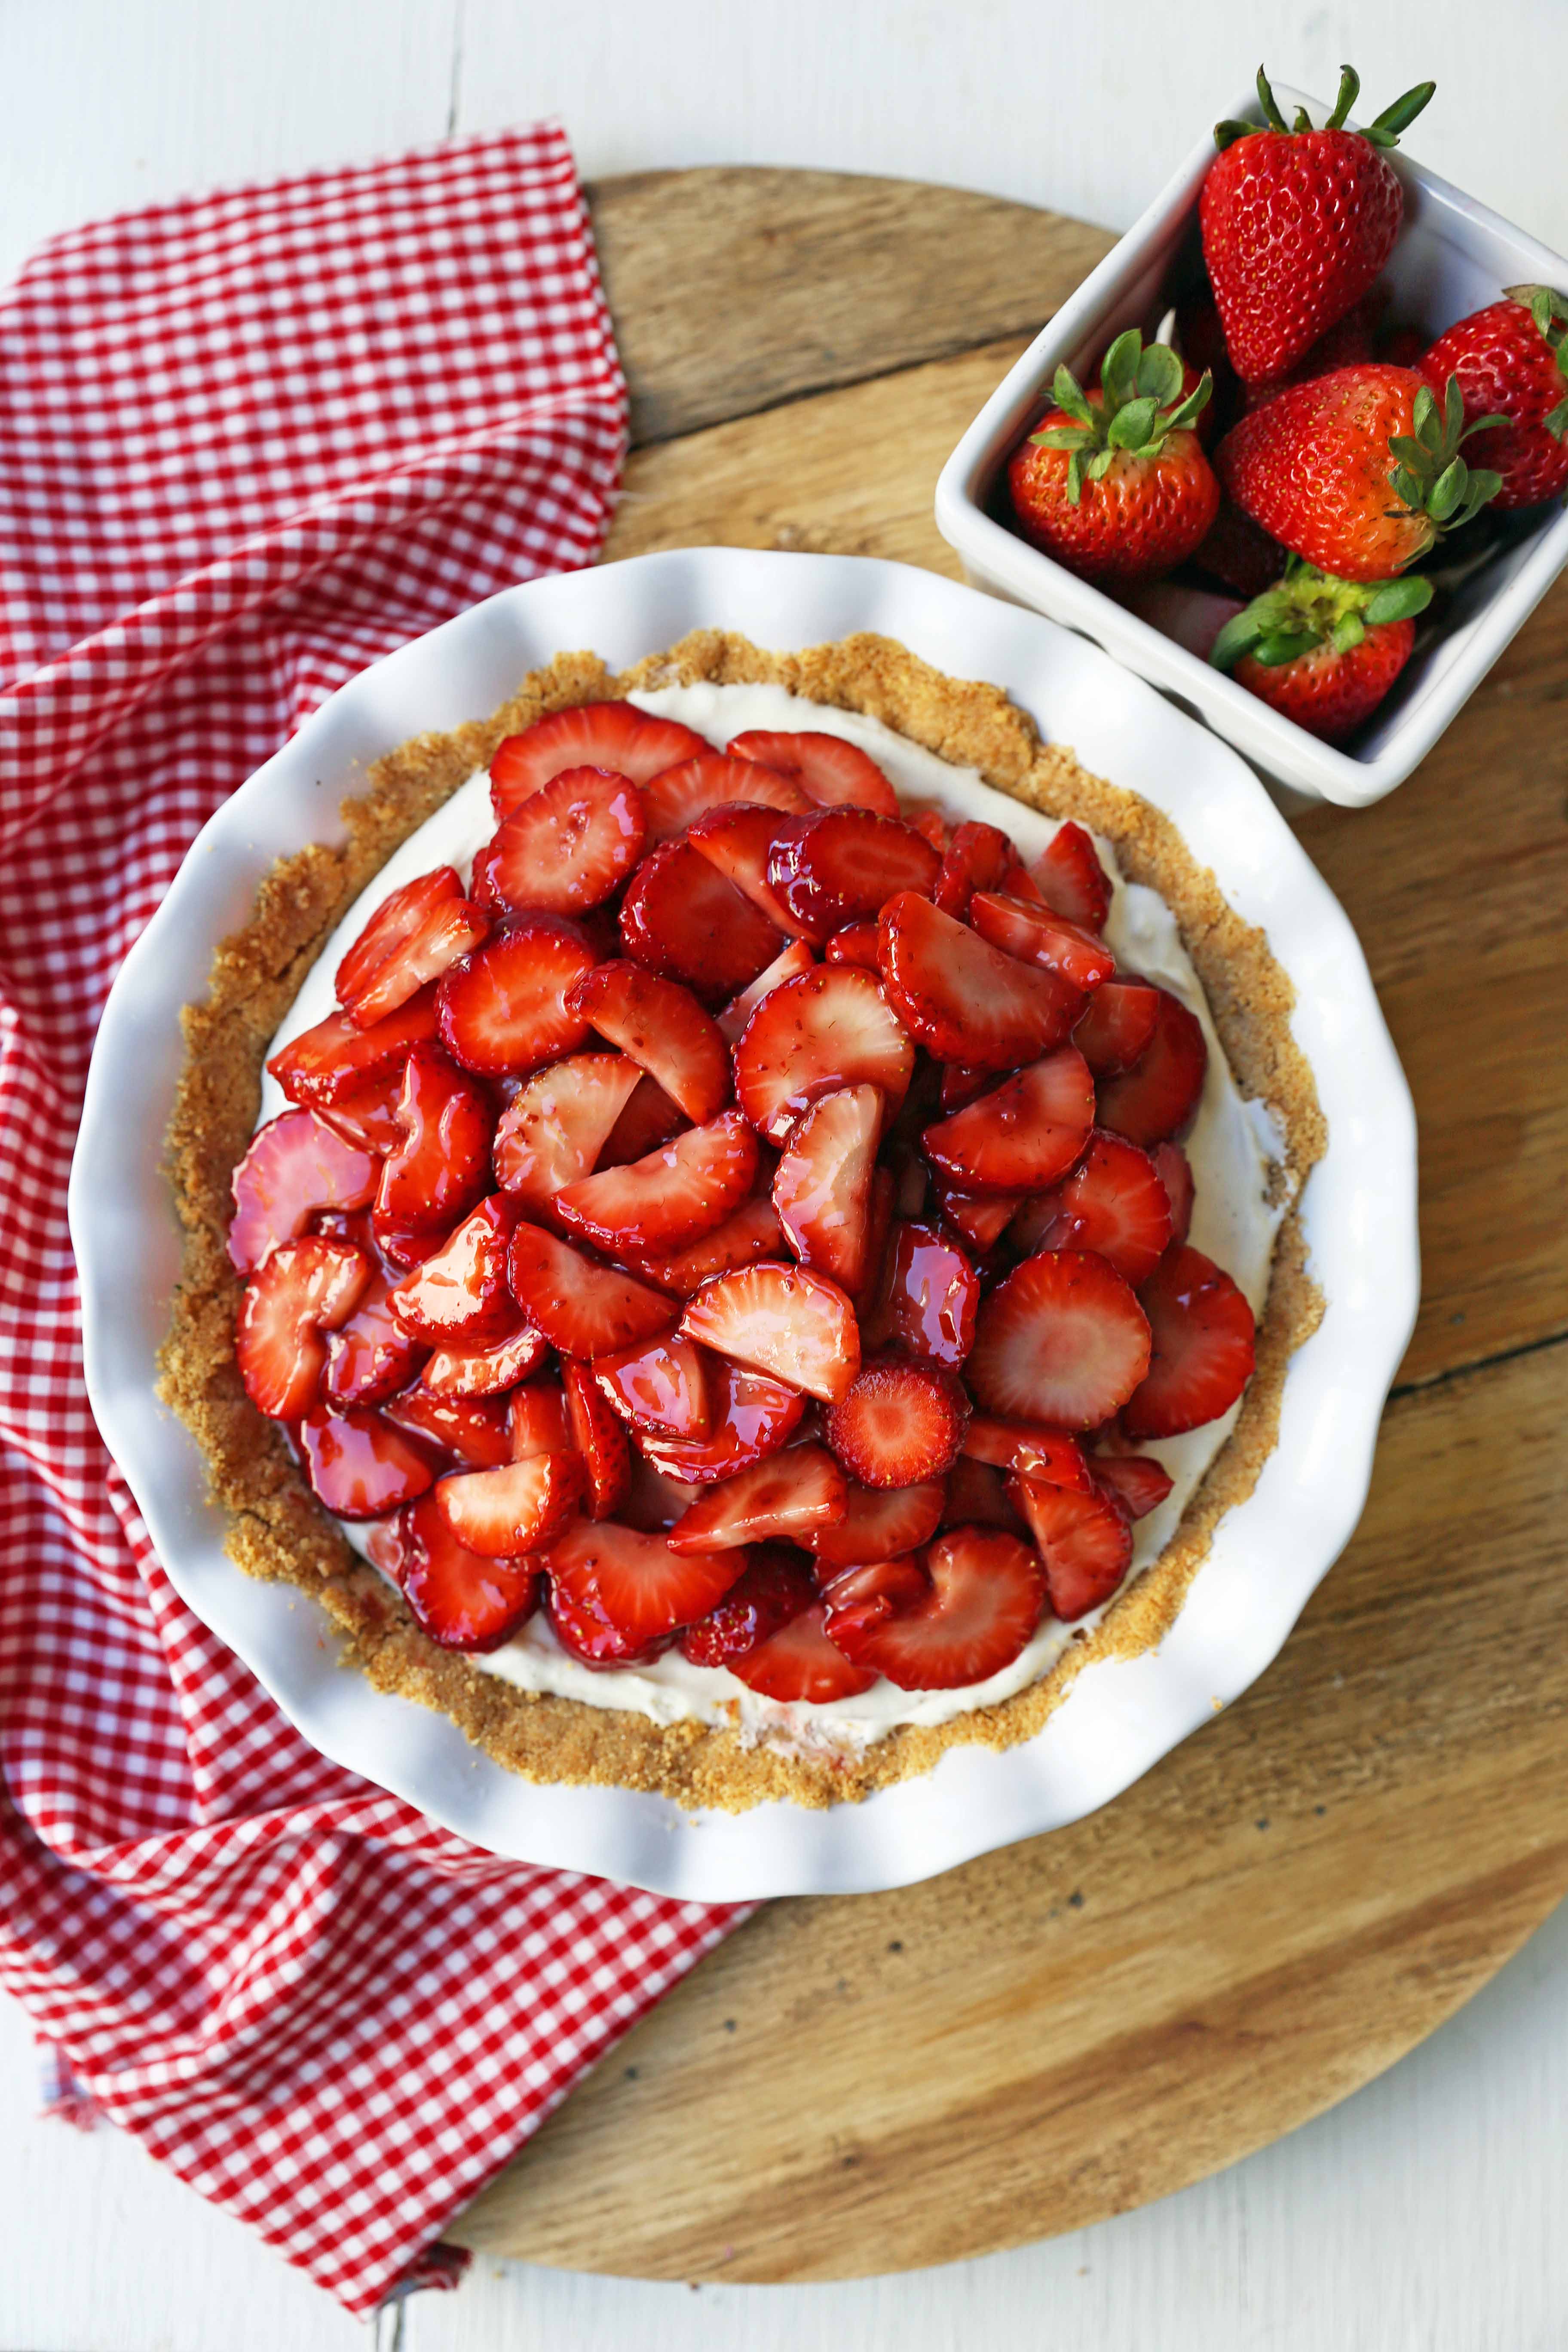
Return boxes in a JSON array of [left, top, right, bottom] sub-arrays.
[[158, 628, 1325, 1813]]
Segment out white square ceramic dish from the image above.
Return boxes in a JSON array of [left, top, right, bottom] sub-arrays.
[[69, 547, 1418, 1900], [934, 83, 1568, 807]]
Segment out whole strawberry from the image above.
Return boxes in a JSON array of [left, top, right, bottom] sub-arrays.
[[1202, 65, 1433, 384], [1216, 365, 1501, 580], [1418, 285, 1568, 511], [1210, 556, 1431, 740], [1008, 331, 1218, 586]]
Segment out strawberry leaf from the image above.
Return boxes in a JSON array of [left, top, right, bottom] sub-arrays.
[[1107, 395, 1159, 450], [1364, 577, 1433, 624], [1324, 65, 1360, 130]]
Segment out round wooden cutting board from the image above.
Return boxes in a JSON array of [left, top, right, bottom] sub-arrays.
[[450, 168, 1568, 2283]]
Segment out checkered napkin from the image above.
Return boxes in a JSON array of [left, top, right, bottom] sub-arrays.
[[0, 122, 749, 2316]]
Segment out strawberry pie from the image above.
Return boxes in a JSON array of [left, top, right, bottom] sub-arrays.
[[161, 629, 1323, 1809]]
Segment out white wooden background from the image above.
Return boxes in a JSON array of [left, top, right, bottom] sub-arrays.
[[4, 1, 1566, 2344]]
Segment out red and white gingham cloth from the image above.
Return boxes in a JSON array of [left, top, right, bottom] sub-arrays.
[[0, 123, 750, 2317]]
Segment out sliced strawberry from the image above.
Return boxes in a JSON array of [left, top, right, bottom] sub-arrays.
[[375, 1047, 492, 1235], [680, 1261, 860, 1403], [436, 916, 593, 1079], [384, 1385, 513, 1470], [489, 701, 707, 820], [325, 1256, 428, 1408], [619, 838, 784, 1002], [267, 984, 440, 1108], [908, 808, 950, 854], [878, 891, 1083, 1070], [488, 766, 647, 915], [640, 1360, 806, 1485], [387, 1195, 517, 1345], [1096, 987, 1207, 1145], [1093, 1453, 1174, 1519], [399, 1492, 542, 1651], [554, 1110, 757, 1257], [1017, 1129, 1173, 1286], [297, 1402, 435, 1519], [508, 1379, 573, 1459], [435, 1450, 583, 1557], [969, 892, 1117, 992], [546, 1516, 745, 1651], [805, 1476, 946, 1569], [1071, 977, 1160, 1076], [772, 1082, 882, 1292], [507, 1221, 676, 1359], [686, 801, 812, 935], [768, 808, 941, 941], [932, 821, 1013, 920], [854, 1164, 896, 1323], [1011, 1475, 1131, 1622], [927, 1175, 1024, 1255], [596, 1072, 689, 1167], [824, 1528, 1048, 1690], [315, 1067, 406, 1154], [824, 1357, 968, 1488], [491, 1053, 643, 1213], [823, 921, 882, 971], [998, 858, 1046, 906], [967, 1250, 1152, 1430], [236, 1237, 369, 1420], [646, 752, 811, 846], [678, 1544, 820, 1667], [922, 1049, 1095, 1196], [337, 880, 490, 1030], [886, 1136, 929, 1219], [862, 1217, 978, 1369], [228, 1109, 376, 1276], [420, 1318, 548, 1398], [1123, 1244, 1255, 1439], [938, 1063, 992, 1115], [337, 867, 461, 1010], [593, 1331, 713, 1439], [962, 1413, 1091, 1490], [1031, 821, 1112, 932], [633, 1193, 784, 1297], [726, 729, 900, 817], [668, 1443, 847, 1553], [716, 938, 818, 1046], [728, 1599, 878, 1701], [567, 959, 729, 1123], [1152, 1140, 1194, 1246], [562, 1360, 632, 1519], [547, 1575, 673, 1669], [940, 1454, 1030, 1535], [733, 965, 913, 1144], [619, 1450, 701, 1532]]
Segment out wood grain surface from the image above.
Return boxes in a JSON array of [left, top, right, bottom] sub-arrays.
[[454, 170, 1568, 2278]]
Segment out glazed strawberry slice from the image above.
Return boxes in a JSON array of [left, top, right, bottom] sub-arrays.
[[1071, 977, 1160, 1076], [1016, 1130, 1173, 1286], [325, 1254, 428, 1409], [387, 1195, 518, 1345], [908, 808, 950, 853], [926, 1174, 1024, 1256], [823, 921, 882, 971], [645, 752, 811, 845], [824, 1357, 968, 1488], [491, 1053, 643, 1213], [686, 801, 812, 935], [236, 1236, 370, 1420], [772, 1082, 882, 1292], [398, 1492, 542, 1651], [922, 1048, 1095, 1196], [337, 874, 490, 1030], [805, 1476, 946, 1570], [1123, 1244, 1256, 1439], [727, 1599, 878, 1702], [375, 1046, 493, 1236], [508, 1379, 573, 1458], [732, 965, 913, 1144], [1096, 986, 1207, 1145], [619, 838, 785, 1002], [593, 1331, 713, 1439], [861, 1217, 979, 1369], [678, 1544, 820, 1668], [640, 1360, 806, 1485], [596, 1073, 689, 1167], [618, 1449, 700, 1534], [938, 1063, 992, 1116], [877, 891, 1083, 1070], [715, 938, 817, 1046], [337, 867, 459, 1007], [967, 1249, 1152, 1430], [507, 1221, 676, 1359], [940, 1455, 1031, 1535], [562, 1360, 632, 1519], [968, 892, 1117, 992], [853, 1164, 895, 1321], [961, 1414, 1091, 1490], [436, 916, 594, 1078], [668, 1443, 847, 1553], [384, 1385, 513, 1470], [1093, 1453, 1175, 1520], [554, 1110, 758, 1257], [435, 1450, 583, 1557], [680, 1261, 861, 1403], [1152, 1140, 1194, 1246], [767, 808, 941, 941], [1030, 820, 1112, 932], [547, 1575, 672, 1669], [932, 821, 1013, 920], [824, 1528, 1049, 1691], [297, 1402, 435, 1519], [315, 1067, 406, 1154], [420, 1318, 548, 1398], [546, 1516, 746, 1653], [632, 1194, 784, 1297], [567, 959, 729, 1124], [489, 701, 707, 821], [1010, 1475, 1132, 1622], [487, 766, 647, 914], [267, 983, 441, 1108], [726, 728, 900, 817], [228, 1108, 377, 1276]]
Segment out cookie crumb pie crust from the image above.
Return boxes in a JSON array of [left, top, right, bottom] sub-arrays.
[[159, 629, 1325, 1811]]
